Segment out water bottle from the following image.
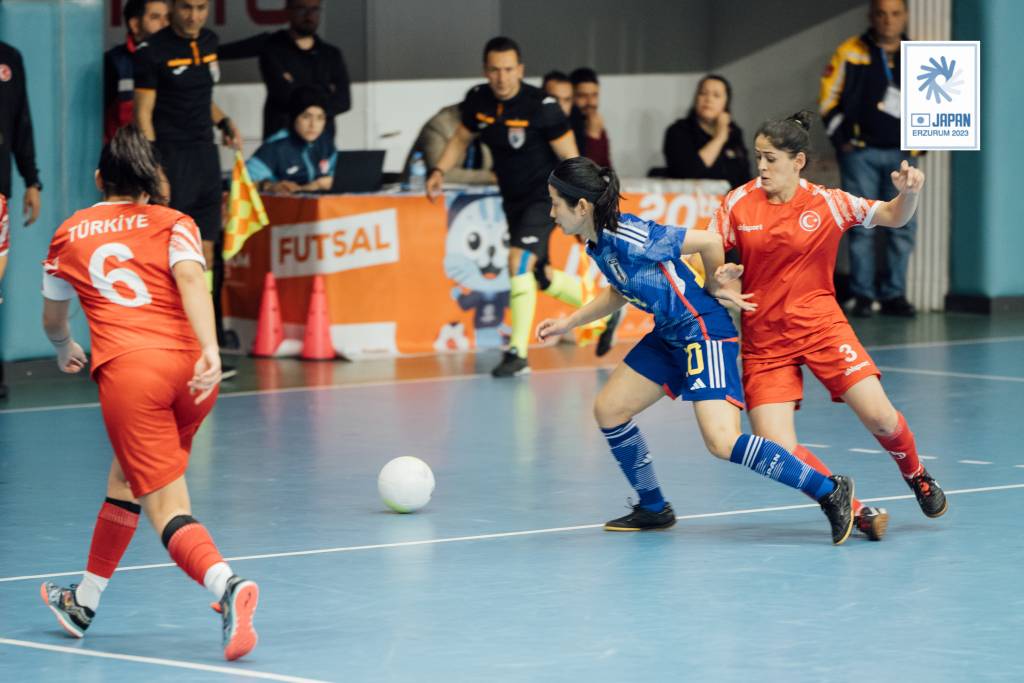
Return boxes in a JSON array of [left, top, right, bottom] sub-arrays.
[[408, 151, 427, 192]]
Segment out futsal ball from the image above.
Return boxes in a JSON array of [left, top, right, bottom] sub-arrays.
[[378, 456, 435, 513]]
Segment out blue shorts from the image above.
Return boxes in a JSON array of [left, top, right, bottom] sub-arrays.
[[623, 333, 745, 408]]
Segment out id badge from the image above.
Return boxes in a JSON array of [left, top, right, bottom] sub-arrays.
[[879, 84, 901, 118]]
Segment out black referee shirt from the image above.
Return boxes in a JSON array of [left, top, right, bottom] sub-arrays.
[[134, 26, 219, 144], [0, 41, 40, 198], [459, 82, 570, 204]]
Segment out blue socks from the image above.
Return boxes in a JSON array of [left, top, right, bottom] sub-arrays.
[[601, 421, 665, 511], [730, 434, 835, 499]]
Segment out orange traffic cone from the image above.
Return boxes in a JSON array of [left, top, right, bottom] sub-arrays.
[[301, 275, 336, 360], [251, 272, 285, 357]]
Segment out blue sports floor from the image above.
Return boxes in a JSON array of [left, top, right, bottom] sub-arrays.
[[1, 313, 1022, 682]]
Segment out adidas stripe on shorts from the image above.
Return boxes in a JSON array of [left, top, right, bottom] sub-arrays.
[[623, 332, 744, 408]]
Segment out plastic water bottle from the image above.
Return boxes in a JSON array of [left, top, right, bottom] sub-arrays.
[[408, 151, 427, 192]]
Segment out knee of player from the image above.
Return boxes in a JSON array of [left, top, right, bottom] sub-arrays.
[[593, 394, 631, 428], [703, 431, 739, 460], [863, 406, 899, 435]]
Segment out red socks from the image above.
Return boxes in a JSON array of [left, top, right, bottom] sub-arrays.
[[874, 412, 924, 479], [794, 445, 863, 515], [86, 499, 141, 579], [164, 517, 225, 586]]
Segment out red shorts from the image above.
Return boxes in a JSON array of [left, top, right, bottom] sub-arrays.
[[742, 323, 880, 411], [96, 348, 217, 497]]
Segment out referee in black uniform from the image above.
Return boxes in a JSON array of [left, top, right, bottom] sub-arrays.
[[427, 37, 580, 377], [133, 0, 240, 342]]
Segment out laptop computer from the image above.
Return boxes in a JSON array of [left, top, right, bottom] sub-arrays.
[[329, 150, 386, 193]]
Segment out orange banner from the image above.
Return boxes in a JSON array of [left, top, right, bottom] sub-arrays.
[[223, 184, 727, 357]]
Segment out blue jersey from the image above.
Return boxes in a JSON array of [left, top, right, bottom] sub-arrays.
[[586, 213, 737, 344]]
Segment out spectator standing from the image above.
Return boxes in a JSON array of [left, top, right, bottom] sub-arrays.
[[103, 0, 169, 144], [218, 0, 351, 141], [662, 74, 751, 189], [0, 40, 43, 398], [820, 0, 918, 318], [569, 68, 612, 169]]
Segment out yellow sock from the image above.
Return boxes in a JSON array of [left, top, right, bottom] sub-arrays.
[[509, 272, 538, 358], [543, 269, 583, 308], [205, 269, 214, 294]]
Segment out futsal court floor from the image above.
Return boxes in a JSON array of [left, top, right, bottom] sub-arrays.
[[1, 312, 1022, 682]]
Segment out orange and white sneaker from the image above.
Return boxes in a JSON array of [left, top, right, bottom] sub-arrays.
[[219, 575, 259, 661], [40, 582, 93, 638]]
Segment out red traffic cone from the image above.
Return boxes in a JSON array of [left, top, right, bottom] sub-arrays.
[[251, 272, 285, 357], [301, 275, 336, 360]]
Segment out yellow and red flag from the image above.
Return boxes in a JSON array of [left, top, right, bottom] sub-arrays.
[[223, 151, 269, 261]]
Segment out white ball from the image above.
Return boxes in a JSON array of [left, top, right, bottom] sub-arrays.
[[378, 456, 435, 513]]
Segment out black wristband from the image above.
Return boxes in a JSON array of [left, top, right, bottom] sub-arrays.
[[217, 117, 233, 134]]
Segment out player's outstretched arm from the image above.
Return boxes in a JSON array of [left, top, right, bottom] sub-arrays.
[[872, 160, 925, 228], [173, 260, 221, 403], [42, 298, 87, 373], [537, 287, 626, 342], [681, 230, 756, 312]]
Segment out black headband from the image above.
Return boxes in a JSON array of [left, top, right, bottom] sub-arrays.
[[548, 172, 603, 203]]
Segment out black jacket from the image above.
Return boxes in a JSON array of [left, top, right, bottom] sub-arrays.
[[219, 31, 351, 140], [819, 30, 906, 151], [662, 115, 751, 189], [0, 42, 40, 197]]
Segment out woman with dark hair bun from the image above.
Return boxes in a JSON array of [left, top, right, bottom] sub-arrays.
[[710, 112, 946, 542], [662, 74, 752, 188], [538, 156, 858, 545], [37, 125, 259, 660]]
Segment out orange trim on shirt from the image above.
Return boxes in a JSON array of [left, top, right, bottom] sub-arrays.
[[551, 129, 574, 144], [190, 40, 200, 65], [166, 58, 191, 67], [475, 112, 495, 124], [505, 119, 529, 127], [657, 263, 709, 340], [202, 53, 218, 64]]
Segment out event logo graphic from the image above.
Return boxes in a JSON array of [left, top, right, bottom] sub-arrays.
[[917, 56, 964, 104]]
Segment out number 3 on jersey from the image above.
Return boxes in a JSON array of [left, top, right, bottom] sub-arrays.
[[89, 242, 153, 308], [838, 343, 858, 363]]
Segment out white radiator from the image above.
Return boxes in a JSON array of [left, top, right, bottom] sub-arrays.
[[907, 0, 952, 311]]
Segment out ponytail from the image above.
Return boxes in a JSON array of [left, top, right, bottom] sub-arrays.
[[548, 157, 621, 237], [754, 109, 814, 158]]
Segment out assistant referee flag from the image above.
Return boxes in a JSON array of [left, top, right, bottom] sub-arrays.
[[223, 152, 269, 260]]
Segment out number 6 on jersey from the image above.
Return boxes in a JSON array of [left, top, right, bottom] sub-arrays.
[[89, 242, 153, 308]]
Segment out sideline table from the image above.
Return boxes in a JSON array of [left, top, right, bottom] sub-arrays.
[[223, 179, 729, 358]]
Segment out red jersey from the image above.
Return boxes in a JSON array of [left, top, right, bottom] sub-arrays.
[[42, 202, 207, 373], [710, 178, 880, 361], [0, 194, 9, 258]]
